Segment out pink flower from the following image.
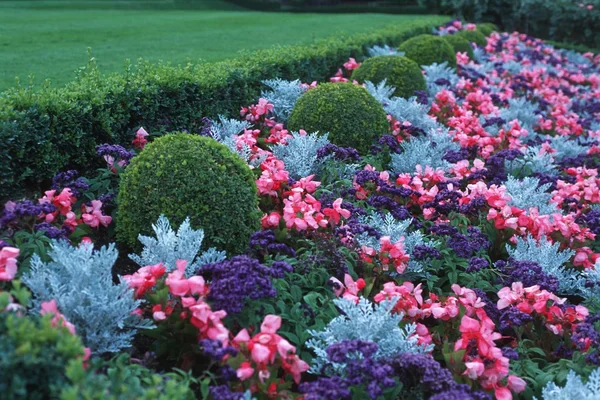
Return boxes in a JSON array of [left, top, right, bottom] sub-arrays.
[[40, 300, 76, 335], [507, 375, 527, 393], [132, 127, 149, 149], [323, 198, 351, 225], [261, 212, 281, 228], [123, 263, 167, 298], [237, 361, 254, 380], [343, 57, 360, 71], [0, 246, 19, 281], [464, 361, 485, 379], [82, 200, 112, 228], [261, 314, 282, 334]]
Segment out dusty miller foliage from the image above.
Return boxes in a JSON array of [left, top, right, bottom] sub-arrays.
[[503, 176, 560, 215], [505, 146, 557, 177], [367, 44, 404, 57], [384, 96, 441, 133], [208, 115, 258, 165], [355, 212, 433, 273], [422, 62, 459, 98], [22, 241, 152, 354], [271, 131, 331, 180], [306, 297, 431, 375], [391, 127, 460, 173], [536, 368, 600, 400], [549, 136, 589, 159], [130, 215, 226, 276], [365, 79, 396, 106], [507, 235, 583, 296], [499, 97, 540, 133], [261, 78, 307, 122]]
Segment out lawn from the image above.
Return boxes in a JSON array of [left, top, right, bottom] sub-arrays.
[[0, 0, 433, 91]]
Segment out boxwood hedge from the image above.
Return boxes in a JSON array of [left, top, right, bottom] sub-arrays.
[[0, 16, 449, 200]]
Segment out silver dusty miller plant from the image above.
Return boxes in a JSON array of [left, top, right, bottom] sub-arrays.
[[503, 176, 560, 215], [261, 78, 307, 122], [130, 215, 226, 276], [391, 127, 460, 173], [507, 235, 583, 296], [271, 131, 330, 179], [535, 368, 600, 400], [208, 115, 266, 167], [355, 212, 434, 273], [23, 241, 153, 354], [306, 297, 432, 375]]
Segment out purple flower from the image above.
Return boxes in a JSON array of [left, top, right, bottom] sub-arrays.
[[198, 255, 288, 314]]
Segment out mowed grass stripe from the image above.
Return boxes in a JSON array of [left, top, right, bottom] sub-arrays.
[[0, 0, 434, 91]]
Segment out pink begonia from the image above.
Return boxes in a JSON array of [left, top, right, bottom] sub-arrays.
[[343, 57, 360, 71], [40, 299, 76, 335], [323, 198, 351, 225], [39, 188, 76, 215], [282, 189, 327, 231], [132, 127, 149, 149], [165, 260, 208, 298], [82, 200, 112, 228], [0, 246, 19, 281], [233, 314, 309, 384], [328, 274, 366, 303], [123, 263, 167, 299], [261, 212, 281, 228]]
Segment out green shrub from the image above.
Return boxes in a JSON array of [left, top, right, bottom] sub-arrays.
[[398, 34, 457, 68], [454, 29, 488, 47], [0, 16, 450, 201], [477, 23, 499, 36], [116, 133, 261, 255], [350, 55, 426, 98], [443, 34, 475, 59], [60, 355, 195, 400], [288, 83, 389, 154], [0, 312, 87, 400]]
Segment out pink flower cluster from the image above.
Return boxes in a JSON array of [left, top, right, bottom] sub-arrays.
[[361, 235, 411, 274], [39, 188, 112, 231], [497, 282, 588, 335], [233, 314, 309, 385], [329, 273, 366, 303], [0, 246, 19, 281]]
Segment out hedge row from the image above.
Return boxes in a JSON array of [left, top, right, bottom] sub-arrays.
[[0, 16, 448, 201]]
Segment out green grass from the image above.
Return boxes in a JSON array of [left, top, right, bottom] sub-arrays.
[[0, 0, 434, 91]]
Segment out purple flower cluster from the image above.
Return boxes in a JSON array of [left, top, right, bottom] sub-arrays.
[[495, 259, 559, 292], [498, 307, 534, 334], [433, 226, 490, 259], [51, 170, 89, 198], [573, 312, 600, 365], [389, 352, 491, 400], [198, 255, 292, 314], [34, 222, 73, 240], [0, 200, 57, 229], [370, 135, 401, 154], [467, 257, 489, 272], [249, 230, 296, 258], [200, 339, 238, 361], [301, 340, 395, 400], [96, 144, 135, 164], [317, 143, 361, 162], [412, 244, 441, 261]]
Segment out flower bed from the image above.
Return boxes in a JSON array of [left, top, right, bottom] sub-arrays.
[[2, 20, 600, 400]]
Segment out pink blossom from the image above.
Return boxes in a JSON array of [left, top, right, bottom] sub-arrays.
[[82, 200, 112, 228], [40, 300, 76, 335], [0, 246, 19, 281]]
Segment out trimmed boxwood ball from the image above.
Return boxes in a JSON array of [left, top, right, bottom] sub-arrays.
[[398, 34, 457, 68], [455, 30, 488, 47], [116, 133, 261, 254], [443, 35, 474, 59], [288, 82, 389, 154], [478, 23, 499, 37], [350, 55, 426, 99]]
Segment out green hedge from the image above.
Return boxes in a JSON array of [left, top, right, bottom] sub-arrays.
[[0, 16, 448, 201]]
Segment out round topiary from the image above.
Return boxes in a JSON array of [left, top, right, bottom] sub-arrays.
[[455, 30, 488, 47], [398, 34, 457, 68], [443, 35, 475, 59], [117, 133, 262, 254], [287, 82, 389, 154], [350, 55, 426, 99], [477, 23, 499, 37]]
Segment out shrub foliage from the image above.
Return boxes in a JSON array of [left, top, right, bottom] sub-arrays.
[[351, 55, 426, 99]]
